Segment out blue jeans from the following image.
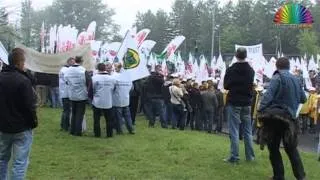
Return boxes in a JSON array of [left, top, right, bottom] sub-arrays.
[[227, 105, 255, 161], [50, 87, 60, 108], [172, 104, 186, 130], [114, 106, 134, 133], [144, 99, 167, 128], [0, 130, 33, 180], [163, 102, 173, 125]]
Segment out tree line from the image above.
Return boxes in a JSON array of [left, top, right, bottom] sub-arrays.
[[135, 0, 320, 59]]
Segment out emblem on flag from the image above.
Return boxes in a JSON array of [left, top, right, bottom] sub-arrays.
[[124, 48, 140, 69]]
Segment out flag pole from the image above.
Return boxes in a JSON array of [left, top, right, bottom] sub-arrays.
[[211, 4, 216, 59]]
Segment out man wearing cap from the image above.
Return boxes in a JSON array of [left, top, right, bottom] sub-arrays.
[[64, 56, 91, 136], [224, 47, 255, 163], [144, 65, 167, 128]]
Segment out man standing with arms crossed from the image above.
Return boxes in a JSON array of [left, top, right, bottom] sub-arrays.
[[224, 47, 255, 163], [0, 48, 38, 179]]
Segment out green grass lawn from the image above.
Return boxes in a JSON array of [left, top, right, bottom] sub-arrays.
[[27, 107, 320, 180]]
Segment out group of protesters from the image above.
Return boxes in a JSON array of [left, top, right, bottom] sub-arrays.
[[1, 47, 319, 180], [59, 56, 135, 137]]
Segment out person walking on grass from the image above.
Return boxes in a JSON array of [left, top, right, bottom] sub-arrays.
[[59, 57, 75, 131], [223, 47, 255, 164], [258, 57, 307, 180], [64, 56, 91, 136], [0, 48, 38, 180]]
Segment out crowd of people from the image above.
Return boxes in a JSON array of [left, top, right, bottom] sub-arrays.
[[0, 47, 318, 180]]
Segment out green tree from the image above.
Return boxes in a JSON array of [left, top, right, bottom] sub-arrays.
[[297, 30, 319, 55], [20, 0, 33, 47], [135, 10, 172, 53], [33, 0, 119, 41]]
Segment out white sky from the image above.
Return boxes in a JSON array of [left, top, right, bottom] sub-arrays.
[[2, 0, 234, 35]]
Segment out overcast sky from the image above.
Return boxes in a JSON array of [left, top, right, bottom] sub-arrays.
[[2, 0, 235, 35]]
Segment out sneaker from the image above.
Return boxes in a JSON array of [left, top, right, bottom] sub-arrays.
[[129, 131, 135, 135], [223, 158, 239, 164]]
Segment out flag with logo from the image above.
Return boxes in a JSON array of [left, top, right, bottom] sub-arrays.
[[118, 30, 150, 81]]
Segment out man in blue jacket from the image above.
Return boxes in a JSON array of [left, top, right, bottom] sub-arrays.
[[0, 48, 38, 179], [258, 57, 306, 180]]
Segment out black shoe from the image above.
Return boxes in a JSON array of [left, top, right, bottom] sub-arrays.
[[129, 131, 135, 135], [318, 156, 320, 162]]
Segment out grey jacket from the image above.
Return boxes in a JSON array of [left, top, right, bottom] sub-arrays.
[[201, 90, 218, 112]]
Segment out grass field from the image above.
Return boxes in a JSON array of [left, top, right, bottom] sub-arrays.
[[26, 107, 320, 180]]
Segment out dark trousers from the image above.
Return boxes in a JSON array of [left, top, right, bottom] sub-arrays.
[[70, 100, 86, 136], [112, 107, 122, 134], [144, 99, 167, 128], [60, 98, 71, 131], [129, 95, 139, 125], [192, 108, 202, 130], [93, 106, 113, 137], [164, 102, 173, 125], [215, 107, 223, 132], [203, 110, 214, 132], [172, 104, 186, 130], [189, 108, 198, 130], [267, 121, 306, 180]]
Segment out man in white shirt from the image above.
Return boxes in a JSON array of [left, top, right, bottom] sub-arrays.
[[59, 57, 75, 131], [89, 63, 116, 137], [64, 56, 90, 136], [113, 70, 135, 134]]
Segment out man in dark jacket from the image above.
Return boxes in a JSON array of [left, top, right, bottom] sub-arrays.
[[258, 57, 306, 180], [189, 83, 202, 130], [144, 65, 166, 128], [0, 48, 38, 180], [214, 85, 224, 133], [223, 47, 255, 163]]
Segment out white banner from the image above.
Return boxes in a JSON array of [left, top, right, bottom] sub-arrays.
[[235, 44, 264, 84], [16, 43, 94, 74], [235, 44, 263, 61]]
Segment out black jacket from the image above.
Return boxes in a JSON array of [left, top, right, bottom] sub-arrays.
[[144, 72, 164, 99], [162, 81, 172, 103], [189, 87, 202, 109], [224, 62, 255, 106], [0, 66, 38, 133]]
